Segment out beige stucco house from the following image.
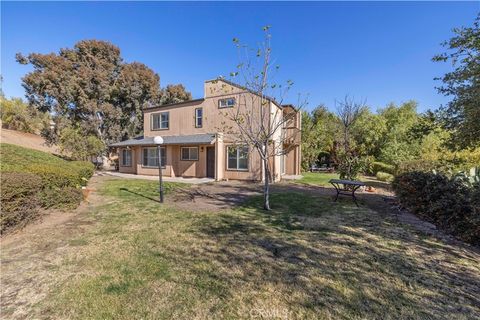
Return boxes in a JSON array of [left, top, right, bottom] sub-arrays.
[[110, 79, 301, 181]]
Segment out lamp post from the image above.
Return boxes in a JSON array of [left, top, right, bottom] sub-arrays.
[[153, 136, 164, 203]]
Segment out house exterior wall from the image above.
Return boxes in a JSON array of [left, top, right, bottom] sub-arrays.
[[119, 80, 301, 181], [119, 144, 212, 178]]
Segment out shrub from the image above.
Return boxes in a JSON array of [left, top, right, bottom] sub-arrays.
[[338, 154, 365, 181], [1, 172, 43, 234], [26, 164, 84, 188], [393, 171, 479, 245], [376, 171, 394, 182], [0, 144, 95, 233], [362, 156, 375, 175], [397, 159, 454, 174], [40, 187, 83, 209], [70, 161, 95, 182], [372, 161, 395, 175]]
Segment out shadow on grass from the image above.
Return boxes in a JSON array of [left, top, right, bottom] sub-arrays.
[[119, 187, 161, 203], [189, 191, 480, 318]]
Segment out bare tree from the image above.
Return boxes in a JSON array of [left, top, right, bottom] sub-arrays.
[[335, 96, 367, 180], [335, 96, 366, 154], [217, 26, 306, 210]]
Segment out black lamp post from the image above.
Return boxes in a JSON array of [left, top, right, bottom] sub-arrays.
[[153, 136, 164, 203]]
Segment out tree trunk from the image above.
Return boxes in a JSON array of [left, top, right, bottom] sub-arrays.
[[263, 156, 271, 211]]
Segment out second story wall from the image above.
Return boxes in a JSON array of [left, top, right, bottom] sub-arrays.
[[143, 80, 293, 141]]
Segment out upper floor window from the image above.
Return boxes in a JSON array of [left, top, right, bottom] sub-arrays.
[[181, 147, 199, 161], [121, 149, 132, 166], [143, 147, 166, 167], [195, 108, 203, 128], [151, 112, 169, 130], [227, 145, 248, 171], [218, 98, 235, 108]]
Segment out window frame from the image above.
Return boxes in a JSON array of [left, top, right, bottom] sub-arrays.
[[142, 147, 166, 168], [121, 149, 132, 167], [180, 147, 199, 161], [195, 108, 203, 128], [226, 145, 249, 171], [151, 112, 169, 130], [218, 97, 236, 109]]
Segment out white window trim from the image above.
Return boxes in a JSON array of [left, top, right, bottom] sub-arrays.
[[181, 147, 199, 161], [226, 145, 249, 171], [218, 97, 236, 108], [195, 108, 203, 128], [151, 112, 169, 130], [142, 147, 166, 168], [121, 149, 132, 167]]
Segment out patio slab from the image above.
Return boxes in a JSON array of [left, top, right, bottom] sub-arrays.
[[101, 171, 215, 184]]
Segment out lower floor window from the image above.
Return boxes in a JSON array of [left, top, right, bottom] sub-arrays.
[[143, 147, 166, 167], [181, 147, 199, 161], [121, 149, 132, 166], [227, 146, 248, 170]]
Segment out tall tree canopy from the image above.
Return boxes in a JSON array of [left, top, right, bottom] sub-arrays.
[[16, 40, 161, 145], [0, 95, 50, 134], [433, 13, 480, 149], [159, 84, 192, 105]]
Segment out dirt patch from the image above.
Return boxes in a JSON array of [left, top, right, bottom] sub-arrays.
[[0, 175, 107, 319], [0, 128, 60, 154], [169, 180, 261, 212]]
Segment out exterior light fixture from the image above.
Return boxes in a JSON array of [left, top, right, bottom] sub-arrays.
[[153, 136, 164, 203]]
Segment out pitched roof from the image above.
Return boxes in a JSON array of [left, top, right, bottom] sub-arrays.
[[205, 78, 282, 108], [142, 79, 291, 111], [143, 98, 204, 111], [109, 133, 216, 147]]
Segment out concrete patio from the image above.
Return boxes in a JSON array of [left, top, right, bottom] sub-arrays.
[[101, 171, 215, 184]]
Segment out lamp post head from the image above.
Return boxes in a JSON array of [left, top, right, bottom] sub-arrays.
[[153, 136, 164, 145]]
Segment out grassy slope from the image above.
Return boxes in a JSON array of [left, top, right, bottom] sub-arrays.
[[40, 179, 480, 320], [0, 143, 68, 172]]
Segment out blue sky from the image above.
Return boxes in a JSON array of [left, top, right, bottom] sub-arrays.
[[1, 1, 478, 112]]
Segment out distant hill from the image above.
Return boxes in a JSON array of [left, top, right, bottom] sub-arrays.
[[0, 128, 60, 154]]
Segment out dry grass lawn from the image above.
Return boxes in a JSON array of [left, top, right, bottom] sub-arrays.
[[1, 177, 479, 319]]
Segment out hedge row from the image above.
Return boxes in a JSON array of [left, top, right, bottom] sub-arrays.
[[372, 161, 396, 175], [376, 171, 394, 182], [393, 171, 480, 246], [1, 143, 94, 234]]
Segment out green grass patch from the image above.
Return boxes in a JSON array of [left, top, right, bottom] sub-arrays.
[[38, 178, 480, 319], [100, 178, 184, 200], [296, 172, 391, 190], [294, 172, 339, 186]]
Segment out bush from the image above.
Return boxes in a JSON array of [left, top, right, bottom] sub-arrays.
[[27, 164, 84, 188], [1, 172, 43, 234], [0, 144, 95, 233], [40, 187, 83, 209], [372, 161, 395, 175], [397, 159, 454, 174], [70, 161, 95, 181], [338, 154, 365, 181], [393, 171, 479, 245], [376, 171, 394, 182]]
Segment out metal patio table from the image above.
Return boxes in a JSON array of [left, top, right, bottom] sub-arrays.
[[329, 179, 366, 207]]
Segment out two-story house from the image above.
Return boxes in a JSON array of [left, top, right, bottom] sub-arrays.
[[110, 79, 301, 181]]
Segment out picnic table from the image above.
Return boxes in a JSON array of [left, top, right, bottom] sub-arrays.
[[329, 179, 366, 207]]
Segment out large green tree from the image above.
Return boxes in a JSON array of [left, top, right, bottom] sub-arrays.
[[0, 95, 50, 134], [433, 13, 480, 149], [16, 40, 161, 145], [301, 105, 338, 170], [377, 101, 420, 165], [159, 84, 192, 105]]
